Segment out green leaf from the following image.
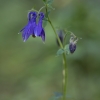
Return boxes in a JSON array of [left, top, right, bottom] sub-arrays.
[[64, 44, 70, 54], [47, 0, 54, 5], [56, 49, 64, 56]]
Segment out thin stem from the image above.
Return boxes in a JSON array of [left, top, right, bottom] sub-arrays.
[[62, 53, 67, 100], [38, 6, 46, 14], [45, 5, 67, 100], [49, 20, 63, 49]]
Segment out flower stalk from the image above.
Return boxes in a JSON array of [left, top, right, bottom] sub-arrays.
[[45, 4, 67, 100]]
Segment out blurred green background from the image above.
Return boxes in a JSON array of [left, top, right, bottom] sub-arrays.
[[0, 0, 100, 100]]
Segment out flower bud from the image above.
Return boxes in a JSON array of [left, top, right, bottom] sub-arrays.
[[69, 42, 76, 53], [56, 30, 64, 46], [69, 33, 79, 53]]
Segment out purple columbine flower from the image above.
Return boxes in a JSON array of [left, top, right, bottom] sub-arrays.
[[20, 11, 37, 42], [34, 12, 45, 41], [69, 36, 78, 53], [69, 42, 76, 53]]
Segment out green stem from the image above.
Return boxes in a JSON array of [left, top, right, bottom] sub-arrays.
[[62, 53, 67, 100], [49, 20, 63, 49], [38, 6, 46, 14], [45, 5, 67, 100]]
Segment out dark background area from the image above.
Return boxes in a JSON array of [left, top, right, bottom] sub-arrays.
[[0, 0, 100, 100]]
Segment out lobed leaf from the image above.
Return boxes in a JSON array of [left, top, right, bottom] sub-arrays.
[[56, 49, 64, 56], [64, 44, 70, 54]]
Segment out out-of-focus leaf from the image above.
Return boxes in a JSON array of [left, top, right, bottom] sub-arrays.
[[64, 44, 70, 54], [49, 92, 62, 100], [64, 44, 69, 50], [56, 49, 64, 56], [56, 45, 70, 56]]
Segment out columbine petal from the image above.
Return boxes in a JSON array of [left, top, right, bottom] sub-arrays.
[[41, 29, 45, 41], [34, 12, 45, 41], [20, 11, 37, 42], [22, 23, 32, 42]]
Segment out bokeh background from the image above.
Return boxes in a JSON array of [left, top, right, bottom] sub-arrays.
[[0, 0, 100, 100]]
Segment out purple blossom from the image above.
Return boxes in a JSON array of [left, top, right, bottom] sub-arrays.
[[69, 43, 76, 53], [69, 36, 78, 53], [34, 12, 45, 41], [20, 11, 37, 42]]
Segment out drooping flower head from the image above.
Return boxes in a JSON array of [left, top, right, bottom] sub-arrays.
[[34, 12, 45, 41], [20, 11, 37, 42], [56, 30, 64, 46], [69, 33, 78, 53]]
